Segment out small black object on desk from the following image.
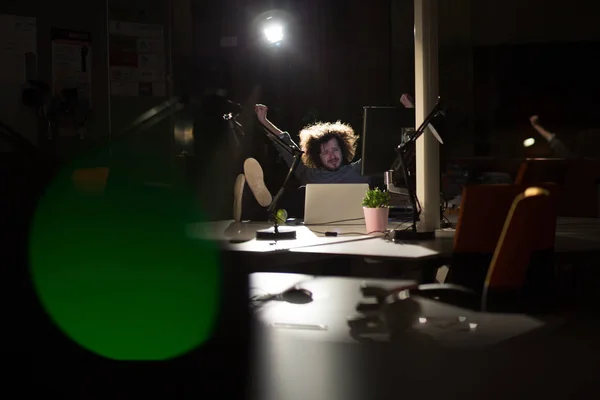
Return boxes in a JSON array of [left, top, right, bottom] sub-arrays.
[[385, 97, 445, 241], [254, 287, 314, 305], [348, 283, 421, 341], [255, 129, 304, 241]]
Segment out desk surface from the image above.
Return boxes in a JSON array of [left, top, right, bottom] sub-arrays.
[[291, 217, 600, 258], [188, 217, 600, 260], [289, 235, 448, 259], [186, 220, 401, 252], [251, 273, 547, 348], [249, 273, 562, 400]]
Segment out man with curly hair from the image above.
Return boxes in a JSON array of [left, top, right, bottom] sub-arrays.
[[255, 104, 370, 185]]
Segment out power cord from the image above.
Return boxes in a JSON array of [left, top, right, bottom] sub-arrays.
[[249, 287, 275, 310], [389, 220, 411, 232], [308, 229, 388, 237], [308, 221, 410, 240], [440, 215, 454, 229], [440, 191, 448, 213], [302, 217, 366, 226], [440, 191, 454, 229]]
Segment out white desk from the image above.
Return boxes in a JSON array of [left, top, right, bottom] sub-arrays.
[[249, 273, 569, 400], [186, 220, 452, 267], [186, 220, 400, 253], [187, 217, 600, 265], [251, 273, 551, 349], [289, 235, 444, 259]]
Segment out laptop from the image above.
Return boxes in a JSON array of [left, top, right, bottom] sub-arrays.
[[303, 183, 370, 225]]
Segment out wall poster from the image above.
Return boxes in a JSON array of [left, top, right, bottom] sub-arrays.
[[0, 14, 37, 145], [51, 28, 92, 104], [108, 20, 166, 97]]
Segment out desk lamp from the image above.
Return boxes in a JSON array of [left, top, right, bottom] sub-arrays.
[[255, 129, 304, 241]]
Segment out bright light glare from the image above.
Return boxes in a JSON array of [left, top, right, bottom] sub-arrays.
[[523, 137, 535, 147], [264, 24, 283, 43]]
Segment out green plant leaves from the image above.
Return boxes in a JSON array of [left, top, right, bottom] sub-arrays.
[[361, 187, 391, 208]]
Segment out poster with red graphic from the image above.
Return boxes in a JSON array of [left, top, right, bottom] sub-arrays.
[[108, 20, 166, 97]]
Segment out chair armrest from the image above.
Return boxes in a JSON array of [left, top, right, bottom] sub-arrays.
[[412, 283, 479, 310]]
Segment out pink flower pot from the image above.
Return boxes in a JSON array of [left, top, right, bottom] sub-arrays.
[[363, 207, 389, 233]]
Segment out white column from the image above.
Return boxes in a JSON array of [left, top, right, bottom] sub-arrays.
[[414, 0, 440, 232]]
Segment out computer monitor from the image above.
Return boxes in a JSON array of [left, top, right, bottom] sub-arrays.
[[361, 106, 415, 176]]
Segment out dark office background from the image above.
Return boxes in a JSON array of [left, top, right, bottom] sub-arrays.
[[2, 0, 600, 393], [2, 0, 600, 159]]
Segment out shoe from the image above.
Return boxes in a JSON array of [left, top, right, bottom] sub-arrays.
[[232, 174, 268, 222], [233, 174, 246, 222], [243, 158, 272, 207], [231, 159, 273, 222]]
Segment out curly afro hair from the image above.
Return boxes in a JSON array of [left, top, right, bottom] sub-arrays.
[[298, 121, 358, 168]]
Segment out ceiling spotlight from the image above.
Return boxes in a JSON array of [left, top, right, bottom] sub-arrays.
[[263, 23, 283, 44]]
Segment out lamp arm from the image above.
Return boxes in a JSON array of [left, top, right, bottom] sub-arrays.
[[261, 126, 303, 157], [266, 154, 302, 228]]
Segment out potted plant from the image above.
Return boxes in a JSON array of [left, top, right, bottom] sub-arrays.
[[361, 188, 391, 233]]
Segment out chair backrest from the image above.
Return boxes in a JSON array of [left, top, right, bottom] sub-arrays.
[[454, 183, 559, 254], [514, 161, 528, 185], [514, 159, 571, 186], [482, 187, 552, 310], [454, 184, 522, 253]]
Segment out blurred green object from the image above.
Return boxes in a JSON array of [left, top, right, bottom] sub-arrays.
[[29, 143, 221, 361], [275, 209, 288, 224]]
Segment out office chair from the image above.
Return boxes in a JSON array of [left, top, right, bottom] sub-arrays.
[[445, 182, 559, 292], [414, 187, 556, 313]]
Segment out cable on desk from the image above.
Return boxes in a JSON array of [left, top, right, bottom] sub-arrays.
[[308, 221, 410, 239], [249, 289, 277, 310], [441, 191, 449, 213], [389, 221, 409, 232], [302, 217, 365, 226], [440, 191, 455, 229], [441, 215, 454, 229], [308, 229, 388, 237]]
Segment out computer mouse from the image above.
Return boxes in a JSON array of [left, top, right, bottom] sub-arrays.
[[279, 288, 314, 304]]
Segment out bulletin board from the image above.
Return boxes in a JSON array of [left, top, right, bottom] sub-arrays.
[[51, 28, 92, 104], [108, 20, 166, 97], [0, 13, 37, 148]]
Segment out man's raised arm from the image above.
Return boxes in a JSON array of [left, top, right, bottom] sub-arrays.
[[529, 115, 575, 159], [255, 104, 305, 170]]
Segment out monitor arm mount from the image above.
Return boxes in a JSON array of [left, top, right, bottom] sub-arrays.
[[385, 98, 444, 241]]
